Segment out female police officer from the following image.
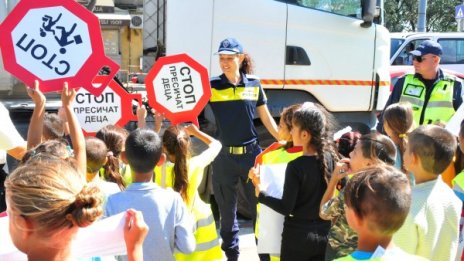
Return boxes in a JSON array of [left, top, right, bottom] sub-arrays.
[[207, 37, 279, 261]]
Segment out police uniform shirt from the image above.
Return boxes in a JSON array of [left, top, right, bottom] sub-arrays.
[[209, 73, 267, 146], [377, 69, 463, 132]]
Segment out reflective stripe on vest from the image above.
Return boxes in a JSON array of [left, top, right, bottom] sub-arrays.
[[399, 74, 455, 126], [210, 86, 260, 102]]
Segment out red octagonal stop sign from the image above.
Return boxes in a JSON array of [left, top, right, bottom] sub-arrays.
[[0, 0, 119, 96], [145, 53, 211, 126], [73, 76, 141, 136]]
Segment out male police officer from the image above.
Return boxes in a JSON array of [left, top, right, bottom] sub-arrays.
[[377, 40, 463, 132]]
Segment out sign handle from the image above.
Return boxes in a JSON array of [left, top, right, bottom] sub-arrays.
[[84, 57, 120, 95], [129, 93, 143, 121]]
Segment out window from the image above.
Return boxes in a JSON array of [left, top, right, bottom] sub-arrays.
[[296, 0, 361, 17], [390, 38, 405, 59], [438, 39, 464, 64], [392, 39, 427, 65]]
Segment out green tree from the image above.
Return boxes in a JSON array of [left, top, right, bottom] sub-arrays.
[[384, 0, 462, 32]]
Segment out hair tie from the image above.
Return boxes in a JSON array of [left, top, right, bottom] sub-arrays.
[[398, 133, 407, 138], [107, 151, 114, 157]]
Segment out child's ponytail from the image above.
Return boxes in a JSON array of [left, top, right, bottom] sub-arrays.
[[103, 152, 125, 190], [163, 126, 190, 204]]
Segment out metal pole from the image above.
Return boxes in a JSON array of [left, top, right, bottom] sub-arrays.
[[418, 0, 427, 32]]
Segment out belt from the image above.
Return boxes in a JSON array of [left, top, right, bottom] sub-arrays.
[[226, 140, 258, 155]]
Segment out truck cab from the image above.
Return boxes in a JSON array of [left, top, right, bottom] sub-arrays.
[[165, 0, 390, 132]]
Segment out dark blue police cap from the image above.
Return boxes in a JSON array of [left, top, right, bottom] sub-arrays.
[[216, 38, 243, 54], [409, 40, 443, 56]]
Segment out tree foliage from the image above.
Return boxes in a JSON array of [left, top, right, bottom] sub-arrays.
[[384, 0, 462, 32]]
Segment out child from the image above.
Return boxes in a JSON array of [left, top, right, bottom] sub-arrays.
[[43, 112, 65, 140], [26, 81, 86, 175], [5, 155, 148, 261], [248, 104, 303, 261], [393, 125, 462, 261], [337, 131, 361, 158], [254, 102, 338, 261], [334, 166, 427, 261], [85, 137, 122, 199], [154, 124, 223, 261], [382, 102, 414, 174], [320, 133, 397, 260], [105, 128, 195, 261], [453, 120, 464, 260], [96, 124, 129, 187]]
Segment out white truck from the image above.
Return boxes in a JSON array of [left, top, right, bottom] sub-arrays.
[[162, 0, 391, 133], [0, 0, 391, 133]]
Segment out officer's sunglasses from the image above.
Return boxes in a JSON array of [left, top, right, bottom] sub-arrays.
[[412, 55, 426, 63]]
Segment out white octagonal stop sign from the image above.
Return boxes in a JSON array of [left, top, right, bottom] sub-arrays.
[[152, 61, 204, 113], [73, 87, 122, 133], [11, 6, 91, 80]]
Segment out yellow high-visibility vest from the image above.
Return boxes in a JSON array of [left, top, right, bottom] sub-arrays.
[[399, 74, 455, 126]]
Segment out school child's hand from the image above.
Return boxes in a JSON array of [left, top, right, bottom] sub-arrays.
[[60, 82, 76, 108], [26, 80, 46, 106], [331, 158, 351, 182], [152, 109, 164, 133], [124, 209, 149, 252], [184, 124, 199, 136], [136, 103, 147, 120], [248, 165, 260, 187]]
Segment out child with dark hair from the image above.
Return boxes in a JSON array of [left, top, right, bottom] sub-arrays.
[[85, 137, 121, 199], [393, 125, 462, 260], [154, 124, 223, 260], [43, 112, 64, 140], [25, 81, 86, 175], [105, 128, 195, 261], [337, 131, 361, 158], [249, 103, 303, 261], [382, 102, 414, 175], [96, 125, 129, 187], [334, 166, 426, 261], [20, 139, 69, 164], [253, 102, 338, 261], [320, 133, 397, 260]]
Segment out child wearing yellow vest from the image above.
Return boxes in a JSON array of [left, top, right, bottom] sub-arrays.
[[249, 104, 302, 261], [154, 124, 223, 261]]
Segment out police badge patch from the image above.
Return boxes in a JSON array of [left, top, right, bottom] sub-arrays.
[[403, 84, 424, 98]]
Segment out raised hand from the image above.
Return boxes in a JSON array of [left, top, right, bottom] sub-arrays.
[[27, 80, 46, 106]]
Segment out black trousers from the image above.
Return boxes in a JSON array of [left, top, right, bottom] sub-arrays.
[[280, 220, 331, 261], [212, 143, 261, 261]]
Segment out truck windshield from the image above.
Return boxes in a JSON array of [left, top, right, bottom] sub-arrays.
[[390, 38, 405, 59]]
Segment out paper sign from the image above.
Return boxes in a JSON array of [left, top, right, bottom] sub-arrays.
[[0, 0, 119, 95], [260, 164, 287, 199], [145, 53, 211, 126], [257, 204, 284, 254], [446, 103, 464, 136], [73, 76, 141, 136], [256, 163, 287, 254], [0, 212, 127, 260]]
